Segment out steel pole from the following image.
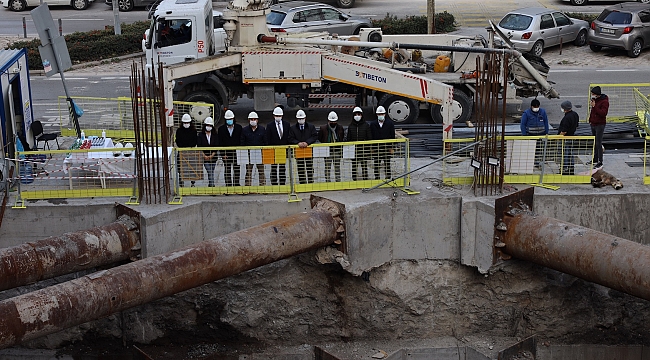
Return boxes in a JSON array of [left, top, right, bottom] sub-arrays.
[[0, 215, 139, 292], [0, 203, 342, 349], [501, 211, 650, 301]]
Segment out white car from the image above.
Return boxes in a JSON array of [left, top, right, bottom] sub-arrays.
[[561, 0, 649, 5], [2, 0, 92, 11]]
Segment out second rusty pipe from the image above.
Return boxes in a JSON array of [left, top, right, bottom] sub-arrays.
[[0, 215, 139, 292], [501, 211, 650, 301]]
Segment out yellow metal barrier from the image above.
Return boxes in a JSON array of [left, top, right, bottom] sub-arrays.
[[58, 96, 215, 140], [633, 88, 650, 135], [645, 137, 650, 186], [443, 135, 595, 185], [585, 83, 650, 124]]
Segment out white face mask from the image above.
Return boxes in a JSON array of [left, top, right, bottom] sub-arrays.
[[183, 123, 190, 128], [249, 120, 257, 127], [275, 117, 282, 123], [205, 126, 213, 131], [354, 115, 362, 122], [377, 115, 385, 121], [531, 107, 539, 113], [591, 95, 597, 100], [297, 119, 305, 125]]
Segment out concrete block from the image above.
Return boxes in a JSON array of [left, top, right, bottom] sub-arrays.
[[460, 199, 495, 274]]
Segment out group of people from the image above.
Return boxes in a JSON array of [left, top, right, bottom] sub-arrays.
[[174, 105, 396, 187], [520, 85, 609, 173]]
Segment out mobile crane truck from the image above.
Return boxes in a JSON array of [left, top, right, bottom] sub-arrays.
[[144, 0, 559, 137]]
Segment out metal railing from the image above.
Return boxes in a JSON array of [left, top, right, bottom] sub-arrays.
[[585, 83, 650, 124]]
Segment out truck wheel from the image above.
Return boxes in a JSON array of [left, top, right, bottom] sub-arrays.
[[336, 0, 355, 8], [430, 91, 473, 124], [183, 91, 223, 125], [379, 94, 419, 124]]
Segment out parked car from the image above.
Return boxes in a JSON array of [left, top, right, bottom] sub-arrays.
[[561, 0, 649, 6], [105, 0, 155, 11], [588, 2, 650, 58], [2, 0, 92, 11], [267, 2, 371, 35], [496, 8, 590, 56], [271, 0, 356, 9]]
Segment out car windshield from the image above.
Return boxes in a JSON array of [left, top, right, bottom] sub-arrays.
[[499, 14, 533, 31], [597, 10, 632, 25], [267, 11, 287, 25]]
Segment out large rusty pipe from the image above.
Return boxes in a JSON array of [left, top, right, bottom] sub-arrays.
[[0, 215, 139, 292], [501, 211, 650, 301], [0, 204, 341, 349]]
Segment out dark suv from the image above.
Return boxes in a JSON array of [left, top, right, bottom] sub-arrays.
[[588, 2, 650, 57]]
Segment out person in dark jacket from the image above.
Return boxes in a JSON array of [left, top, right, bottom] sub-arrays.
[[520, 99, 549, 136], [318, 111, 345, 182], [558, 101, 579, 175], [197, 117, 218, 187], [369, 106, 395, 180], [218, 110, 243, 187], [288, 109, 318, 184], [240, 111, 267, 186], [588, 86, 609, 168], [266, 106, 291, 186], [346, 106, 372, 181], [175, 113, 197, 187]]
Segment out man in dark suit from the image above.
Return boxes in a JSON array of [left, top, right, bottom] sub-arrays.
[[369, 106, 395, 180], [265, 107, 291, 185], [218, 110, 243, 187], [288, 109, 318, 184]]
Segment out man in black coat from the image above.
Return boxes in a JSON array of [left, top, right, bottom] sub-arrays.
[[197, 117, 219, 187], [369, 106, 395, 180], [240, 111, 267, 186], [345, 107, 372, 181], [218, 110, 243, 187], [175, 113, 197, 187], [288, 109, 318, 184], [318, 111, 345, 182], [265, 107, 291, 186], [558, 101, 580, 175]]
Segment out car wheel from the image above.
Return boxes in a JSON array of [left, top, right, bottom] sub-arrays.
[[530, 40, 544, 57], [569, 0, 587, 5], [378, 94, 419, 124], [118, 0, 134, 11], [8, 0, 27, 11], [71, 0, 88, 10], [589, 44, 602, 52], [639, 0, 650, 4], [336, 0, 355, 8], [628, 39, 643, 58], [573, 29, 587, 47], [430, 90, 473, 124], [182, 91, 224, 125]]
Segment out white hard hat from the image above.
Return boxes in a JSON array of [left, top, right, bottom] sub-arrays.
[[376, 106, 386, 114], [327, 111, 338, 122], [113, 142, 123, 157], [224, 110, 235, 119], [353, 106, 362, 113], [273, 107, 284, 116], [296, 109, 306, 119], [248, 111, 259, 119], [204, 117, 214, 126], [123, 142, 133, 157], [181, 114, 192, 123]]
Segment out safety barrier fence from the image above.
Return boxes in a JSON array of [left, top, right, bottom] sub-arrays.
[[586, 83, 650, 126], [443, 135, 595, 186], [57, 96, 215, 140], [634, 88, 650, 135]]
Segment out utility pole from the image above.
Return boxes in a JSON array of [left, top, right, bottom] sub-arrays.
[[427, 0, 435, 34]]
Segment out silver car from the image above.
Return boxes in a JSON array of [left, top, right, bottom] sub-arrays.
[[2, 0, 92, 10], [561, 0, 649, 6], [266, 1, 371, 35], [588, 2, 650, 58], [496, 8, 590, 56]]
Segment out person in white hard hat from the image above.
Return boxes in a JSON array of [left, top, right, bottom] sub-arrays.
[[318, 111, 345, 182], [266, 106, 290, 185], [218, 110, 243, 187], [176, 114, 197, 187], [197, 116, 218, 187], [241, 111, 267, 187], [370, 106, 395, 180], [288, 109, 318, 184], [346, 107, 372, 181]]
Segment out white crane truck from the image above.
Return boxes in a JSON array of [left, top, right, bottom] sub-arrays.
[[145, 0, 558, 135]]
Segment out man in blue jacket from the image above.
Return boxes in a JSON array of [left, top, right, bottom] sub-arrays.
[[520, 99, 549, 167]]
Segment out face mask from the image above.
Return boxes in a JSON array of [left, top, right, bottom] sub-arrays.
[[297, 119, 306, 125], [249, 120, 257, 127], [591, 95, 597, 100], [275, 117, 282, 123], [377, 115, 385, 121], [329, 122, 337, 128], [205, 126, 213, 131], [183, 123, 190, 128], [226, 119, 234, 126], [354, 115, 362, 122], [561, 107, 567, 112], [531, 107, 539, 113]]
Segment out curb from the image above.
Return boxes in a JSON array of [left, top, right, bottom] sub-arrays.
[[30, 52, 145, 76]]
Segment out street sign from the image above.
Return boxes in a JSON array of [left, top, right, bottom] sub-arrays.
[[31, 4, 72, 77]]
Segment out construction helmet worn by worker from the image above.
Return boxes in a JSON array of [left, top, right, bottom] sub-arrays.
[[204, 117, 214, 126], [224, 110, 235, 119], [248, 111, 259, 119], [296, 109, 306, 119], [328, 111, 338, 122], [353, 106, 362, 113], [181, 113, 192, 123], [376, 106, 386, 114], [273, 107, 284, 116]]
